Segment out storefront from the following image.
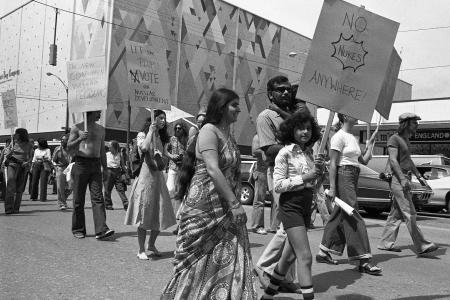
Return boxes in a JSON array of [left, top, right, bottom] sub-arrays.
[[355, 121, 450, 158]]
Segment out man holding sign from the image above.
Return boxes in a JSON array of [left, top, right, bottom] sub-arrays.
[[68, 110, 114, 240]]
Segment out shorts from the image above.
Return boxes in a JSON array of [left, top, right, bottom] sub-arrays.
[[279, 189, 313, 229]]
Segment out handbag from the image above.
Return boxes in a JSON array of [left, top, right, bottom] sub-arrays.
[[145, 152, 166, 171], [43, 160, 52, 172], [48, 172, 56, 185]]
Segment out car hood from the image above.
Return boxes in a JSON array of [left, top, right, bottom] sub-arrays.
[[423, 177, 450, 189], [410, 180, 433, 193]]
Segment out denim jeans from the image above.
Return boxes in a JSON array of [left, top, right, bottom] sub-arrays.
[[71, 157, 109, 235], [378, 176, 434, 254], [267, 167, 281, 231], [55, 166, 67, 206], [30, 162, 49, 201], [320, 165, 372, 260], [103, 167, 128, 208], [251, 171, 267, 230], [4, 163, 27, 213]]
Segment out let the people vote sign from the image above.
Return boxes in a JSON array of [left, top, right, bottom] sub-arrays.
[[125, 40, 170, 110], [1, 89, 18, 129], [297, 0, 399, 122], [67, 57, 107, 113]]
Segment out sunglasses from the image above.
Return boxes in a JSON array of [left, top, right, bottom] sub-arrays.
[[272, 86, 291, 93], [175, 127, 182, 130]]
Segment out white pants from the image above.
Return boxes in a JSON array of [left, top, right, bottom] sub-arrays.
[[166, 169, 178, 198]]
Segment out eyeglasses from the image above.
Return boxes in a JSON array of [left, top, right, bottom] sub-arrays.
[[175, 127, 182, 130], [272, 86, 291, 94]]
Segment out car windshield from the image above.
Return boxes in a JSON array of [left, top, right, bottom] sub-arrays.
[[417, 166, 450, 180], [240, 161, 254, 173]]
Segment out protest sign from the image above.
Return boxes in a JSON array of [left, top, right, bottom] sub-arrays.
[[297, 0, 399, 123], [125, 40, 170, 110], [375, 48, 402, 119], [1, 89, 18, 129], [67, 56, 107, 113]]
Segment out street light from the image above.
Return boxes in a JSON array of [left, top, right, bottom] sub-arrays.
[[46, 72, 69, 133]]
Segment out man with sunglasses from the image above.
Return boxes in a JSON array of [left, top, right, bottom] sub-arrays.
[[254, 75, 300, 294], [377, 113, 439, 255]]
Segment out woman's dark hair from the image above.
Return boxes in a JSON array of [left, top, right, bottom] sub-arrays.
[[176, 136, 198, 200], [204, 88, 239, 125], [109, 140, 120, 153], [154, 110, 170, 144], [14, 128, 29, 143], [174, 121, 188, 148], [141, 117, 152, 134], [37, 138, 49, 149], [277, 111, 321, 147]]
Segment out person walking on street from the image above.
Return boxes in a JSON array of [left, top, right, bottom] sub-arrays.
[[254, 75, 299, 293], [261, 111, 322, 300], [52, 135, 71, 210], [67, 110, 114, 240], [0, 138, 11, 202], [30, 138, 52, 202], [125, 110, 176, 260], [103, 140, 129, 211], [3, 128, 33, 214], [161, 88, 257, 300], [188, 109, 206, 141], [317, 113, 382, 275], [250, 134, 268, 235], [377, 113, 439, 255]]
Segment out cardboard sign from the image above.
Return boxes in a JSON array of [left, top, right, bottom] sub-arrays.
[[297, 0, 399, 122], [67, 57, 107, 113], [1, 89, 18, 129], [125, 40, 170, 110], [376, 48, 402, 119]]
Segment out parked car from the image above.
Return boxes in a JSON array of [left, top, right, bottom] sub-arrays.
[[367, 155, 450, 174], [416, 165, 450, 212], [323, 164, 432, 216], [240, 160, 256, 205]]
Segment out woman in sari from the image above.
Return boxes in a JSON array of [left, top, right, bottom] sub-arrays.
[[161, 88, 257, 299]]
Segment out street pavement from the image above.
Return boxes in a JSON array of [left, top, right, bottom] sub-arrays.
[[1, 185, 450, 300]]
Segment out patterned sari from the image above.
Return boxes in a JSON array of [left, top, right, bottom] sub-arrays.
[[161, 129, 257, 300]]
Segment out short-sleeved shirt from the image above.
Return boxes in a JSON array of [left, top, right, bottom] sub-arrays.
[[52, 146, 70, 167], [106, 151, 121, 168], [387, 134, 413, 173], [330, 129, 361, 167], [168, 136, 185, 170], [256, 109, 284, 166]]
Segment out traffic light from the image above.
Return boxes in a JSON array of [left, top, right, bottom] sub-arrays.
[[49, 44, 57, 66]]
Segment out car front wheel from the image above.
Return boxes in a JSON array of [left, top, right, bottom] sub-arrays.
[[240, 183, 254, 205]]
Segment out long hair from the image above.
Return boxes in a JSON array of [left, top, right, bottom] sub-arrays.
[[177, 88, 238, 199], [14, 128, 29, 143], [204, 88, 239, 125], [154, 109, 170, 144], [174, 121, 188, 148], [141, 117, 152, 134], [109, 140, 120, 153], [277, 111, 321, 147]]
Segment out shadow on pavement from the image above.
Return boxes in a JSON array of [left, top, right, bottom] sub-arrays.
[[150, 251, 174, 260], [313, 268, 362, 292], [372, 252, 416, 264], [336, 294, 375, 300], [393, 295, 450, 300]]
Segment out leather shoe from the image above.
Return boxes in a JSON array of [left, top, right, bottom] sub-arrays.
[[378, 246, 401, 252], [419, 244, 439, 255], [316, 253, 338, 265]]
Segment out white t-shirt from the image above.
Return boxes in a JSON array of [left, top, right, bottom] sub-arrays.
[[330, 129, 361, 166], [106, 152, 121, 168]]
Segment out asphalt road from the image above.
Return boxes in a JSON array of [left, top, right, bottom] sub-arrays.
[[1, 185, 450, 300]]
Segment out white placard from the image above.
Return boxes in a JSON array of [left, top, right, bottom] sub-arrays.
[[1, 89, 18, 129]]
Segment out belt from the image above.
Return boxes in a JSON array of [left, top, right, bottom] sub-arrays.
[[338, 165, 360, 170]]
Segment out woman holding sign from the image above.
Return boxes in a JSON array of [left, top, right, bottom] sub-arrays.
[[316, 113, 381, 275], [125, 110, 176, 260]]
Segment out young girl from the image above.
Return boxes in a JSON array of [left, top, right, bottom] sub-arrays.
[[261, 111, 322, 300]]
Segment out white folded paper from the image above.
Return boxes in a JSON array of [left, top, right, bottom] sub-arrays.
[[324, 189, 355, 216]]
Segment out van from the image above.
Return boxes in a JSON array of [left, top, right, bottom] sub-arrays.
[[367, 155, 450, 174]]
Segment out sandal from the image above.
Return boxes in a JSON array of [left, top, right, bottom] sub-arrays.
[[359, 263, 382, 275], [316, 253, 338, 265]]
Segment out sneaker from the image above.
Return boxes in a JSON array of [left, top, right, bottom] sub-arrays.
[[137, 252, 149, 260], [254, 227, 267, 235], [95, 229, 115, 240], [73, 232, 85, 239], [419, 244, 439, 255]]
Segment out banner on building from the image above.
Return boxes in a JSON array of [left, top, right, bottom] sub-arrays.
[[297, 0, 399, 122], [376, 48, 402, 119], [125, 40, 170, 110], [67, 57, 107, 113], [1, 89, 18, 129]]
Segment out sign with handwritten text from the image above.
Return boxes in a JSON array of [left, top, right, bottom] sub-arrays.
[[1, 89, 18, 129], [297, 0, 399, 122], [125, 40, 170, 110], [67, 57, 107, 113]]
